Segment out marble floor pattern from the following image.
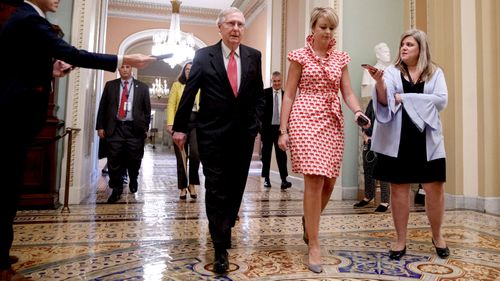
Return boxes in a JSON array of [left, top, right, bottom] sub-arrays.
[[11, 146, 500, 280]]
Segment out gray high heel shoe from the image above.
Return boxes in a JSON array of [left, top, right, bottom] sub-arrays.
[[308, 264, 323, 273]]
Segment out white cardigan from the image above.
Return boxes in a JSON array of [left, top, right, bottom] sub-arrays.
[[371, 65, 448, 161]]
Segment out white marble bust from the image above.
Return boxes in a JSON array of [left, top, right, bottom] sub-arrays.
[[361, 42, 391, 97]]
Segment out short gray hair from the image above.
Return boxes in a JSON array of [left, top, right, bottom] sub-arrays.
[[216, 7, 244, 26]]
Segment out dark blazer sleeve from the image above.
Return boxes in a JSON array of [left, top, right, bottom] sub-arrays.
[[260, 87, 272, 133], [28, 15, 117, 72], [247, 48, 265, 137]]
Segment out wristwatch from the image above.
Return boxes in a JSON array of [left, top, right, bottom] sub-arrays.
[[279, 128, 288, 135]]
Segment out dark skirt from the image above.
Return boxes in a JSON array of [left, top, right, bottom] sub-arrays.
[[373, 107, 446, 184]]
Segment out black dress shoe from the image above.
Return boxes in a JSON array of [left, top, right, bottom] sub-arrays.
[[389, 246, 406, 260], [263, 178, 271, 188], [129, 178, 138, 193], [353, 198, 373, 208], [280, 180, 292, 189], [374, 204, 389, 213], [432, 239, 450, 258], [213, 250, 229, 274], [107, 189, 122, 203]]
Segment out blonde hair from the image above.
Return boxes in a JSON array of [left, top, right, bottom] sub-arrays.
[[394, 29, 437, 81], [310, 7, 338, 32]]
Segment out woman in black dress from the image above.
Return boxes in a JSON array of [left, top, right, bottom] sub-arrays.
[[367, 29, 450, 260]]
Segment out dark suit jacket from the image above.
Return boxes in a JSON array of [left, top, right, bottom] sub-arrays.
[[173, 40, 265, 145], [0, 2, 117, 139], [96, 78, 151, 137], [260, 87, 284, 140]]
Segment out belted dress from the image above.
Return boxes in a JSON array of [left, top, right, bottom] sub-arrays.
[[287, 35, 351, 178]]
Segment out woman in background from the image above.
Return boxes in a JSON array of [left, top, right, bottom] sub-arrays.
[[167, 62, 200, 200]]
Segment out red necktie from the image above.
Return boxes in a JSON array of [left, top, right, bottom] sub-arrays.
[[118, 81, 128, 119], [227, 51, 238, 96]]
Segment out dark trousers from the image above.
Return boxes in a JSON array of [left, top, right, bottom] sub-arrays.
[[199, 132, 255, 251], [363, 143, 390, 203], [174, 112, 200, 189], [0, 139, 27, 269], [106, 122, 145, 191], [261, 125, 288, 180]]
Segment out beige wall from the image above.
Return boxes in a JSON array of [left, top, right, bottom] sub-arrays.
[[476, 0, 500, 197], [242, 8, 268, 78], [427, 0, 500, 201]]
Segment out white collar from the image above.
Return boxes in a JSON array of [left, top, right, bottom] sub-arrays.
[[25, 1, 45, 18], [221, 41, 240, 59], [121, 78, 133, 85]]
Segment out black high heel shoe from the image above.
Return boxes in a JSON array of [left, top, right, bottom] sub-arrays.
[[432, 239, 450, 258], [188, 185, 197, 199], [389, 246, 406, 260], [179, 188, 187, 200]]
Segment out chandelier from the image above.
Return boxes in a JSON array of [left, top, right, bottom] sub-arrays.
[[151, 0, 195, 68], [150, 78, 169, 99]]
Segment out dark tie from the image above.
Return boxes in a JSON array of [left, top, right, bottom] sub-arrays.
[[272, 91, 280, 125], [118, 81, 128, 119], [227, 51, 238, 96]]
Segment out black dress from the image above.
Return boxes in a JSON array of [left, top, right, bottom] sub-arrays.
[[373, 74, 446, 184]]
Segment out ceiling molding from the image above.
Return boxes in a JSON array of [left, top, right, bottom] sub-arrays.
[[243, 0, 266, 26], [108, 0, 262, 26]]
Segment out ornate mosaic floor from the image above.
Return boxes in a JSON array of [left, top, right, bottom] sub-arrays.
[[11, 147, 500, 280]]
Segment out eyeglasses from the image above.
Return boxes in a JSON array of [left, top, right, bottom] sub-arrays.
[[223, 21, 245, 29]]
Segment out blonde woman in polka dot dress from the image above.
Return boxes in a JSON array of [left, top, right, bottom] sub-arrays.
[[278, 7, 370, 273]]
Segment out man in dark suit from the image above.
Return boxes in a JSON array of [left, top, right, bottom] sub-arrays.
[[260, 71, 292, 189], [96, 64, 151, 203], [0, 0, 153, 278], [172, 7, 265, 274]]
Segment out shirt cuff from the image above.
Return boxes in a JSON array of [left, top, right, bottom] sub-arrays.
[[117, 55, 124, 69]]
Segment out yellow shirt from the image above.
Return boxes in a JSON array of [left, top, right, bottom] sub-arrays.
[[166, 81, 200, 126]]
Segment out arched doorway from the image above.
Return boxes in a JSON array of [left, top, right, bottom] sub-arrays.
[[117, 29, 206, 148]]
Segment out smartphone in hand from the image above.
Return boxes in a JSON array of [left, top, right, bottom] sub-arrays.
[[356, 114, 370, 127], [361, 64, 378, 72], [152, 53, 174, 60]]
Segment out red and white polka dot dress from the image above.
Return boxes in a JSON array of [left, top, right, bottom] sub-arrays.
[[287, 35, 351, 178]]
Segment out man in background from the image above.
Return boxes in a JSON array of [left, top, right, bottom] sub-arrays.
[[96, 64, 151, 203], [260, 71, 292, 189]]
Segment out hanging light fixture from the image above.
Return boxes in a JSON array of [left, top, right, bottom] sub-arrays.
[[149, 78, 169, 99], [151, 0, 195, 68]]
